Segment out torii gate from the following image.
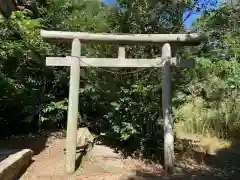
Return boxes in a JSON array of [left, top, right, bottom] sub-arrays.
[[41, 30, 204, 175]]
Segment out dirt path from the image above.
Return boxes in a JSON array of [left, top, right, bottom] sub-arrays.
[[19, 136, 163, 180], [19, 137, 68, 180], [1, 132, 239, 180]]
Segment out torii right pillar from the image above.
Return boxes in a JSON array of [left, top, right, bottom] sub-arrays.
[[162, 43, 174, 175]]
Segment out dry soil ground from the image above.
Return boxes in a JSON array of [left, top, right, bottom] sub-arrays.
[[1, 131, 240, 180]]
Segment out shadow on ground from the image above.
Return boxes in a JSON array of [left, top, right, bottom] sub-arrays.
[[96, 133, 164, 164], [0, 130, 65, 155], [125, 167, 239, 180], [97, 134, 240, 180], [15, 159, 35, 180], [127, 139, 240, 180]]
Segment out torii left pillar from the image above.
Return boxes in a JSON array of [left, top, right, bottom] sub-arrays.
[[66, 38, 81, 174]]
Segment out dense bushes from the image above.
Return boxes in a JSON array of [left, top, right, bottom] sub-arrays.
[[174, 5, 240, 139], [175, 58, 240, 138]]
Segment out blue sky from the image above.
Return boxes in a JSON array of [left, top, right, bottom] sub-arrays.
[[103, 0, 220, 29], [183, 0, 220, 29]]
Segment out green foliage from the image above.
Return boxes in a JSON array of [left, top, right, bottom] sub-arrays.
[[1, 0, 240, 161], [40, 99, 68, 129], [175, 3, 240, 139], [0, 10, 51, 135], [101, 78, 165, 156]]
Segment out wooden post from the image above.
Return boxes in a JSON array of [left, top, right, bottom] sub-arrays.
[[41, 30, 205, 45], [46, 56, 194, 68], [118, 47, 125, 58], [66, 38, 81, 174], [162, 43, 174, 175]]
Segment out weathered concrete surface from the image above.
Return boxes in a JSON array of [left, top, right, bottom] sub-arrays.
[[0, 149, 33, 180]]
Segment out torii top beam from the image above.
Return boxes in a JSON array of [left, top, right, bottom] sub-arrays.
[[40, 30, 205, 45]]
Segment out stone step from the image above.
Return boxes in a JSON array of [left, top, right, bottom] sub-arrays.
[[0, 149, 33, 180]]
